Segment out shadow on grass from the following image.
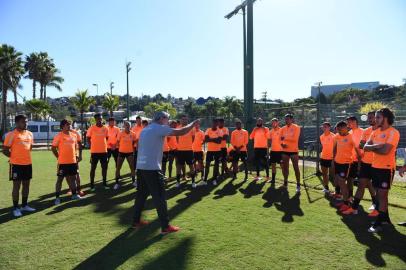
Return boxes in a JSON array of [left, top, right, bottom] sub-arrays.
[[239, 180, 265, 198], [213, 178, 246, 199]]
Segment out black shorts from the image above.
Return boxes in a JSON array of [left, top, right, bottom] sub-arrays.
[[57, 163, 78, 177], [133, 150, 138, 167], [282, 151, 299, 157], [169, 150, 177, 160], [107, 148, 118, 161], [9, 164, 32, 181], [334, 162, 350, 178], [348, 162, 359, 179], [254, 148, 268, 161], [119, 152, 133, 158], [231, 150, 247, 162], [359, 162, 372, 179], [90, 153, 108, 166], [371, 167, 394, 190], [162, 151, 169, 163], [220, 148, 228, 160], [206, 151, 221, 163], [193, 151, 204, 162], [320, 159, 333, 168], [270, 151, 282, 164], [177, 150, 194, 165]]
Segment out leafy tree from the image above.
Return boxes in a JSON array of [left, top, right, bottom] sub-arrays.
[[71, 89, 95, 136], [329, 88, 369, 104], [37, 52, 64, 100], [24, 52, 42, 99], [25, 99, 51, 120], [359, 102, 391, 114], [144, 102, 177, 118], [102, 93, 120, 117]]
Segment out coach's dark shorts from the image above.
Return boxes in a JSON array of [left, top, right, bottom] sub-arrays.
[[371, 167, 394, 190], [359, 162, 373, 179], [320, 159, 333, 168], [282, 151, 299, 157], [168, 150, 177, 160], [270, 151, 282, 164], [334, 162, 350, 178], [119, 152, 133, 158], [254, 148, 268, 160], [206, 151, 221, 163], [9, 164, 32, 181], [231, 150, 247, 162], [177, 150, 194, 165], [348, 162, 359, 179], [162, 151, 169, 163], [193, 151, 204, 162], [220, 148, 228, 160], [57, 163, 78, 177], [91, 153, 108, 166]]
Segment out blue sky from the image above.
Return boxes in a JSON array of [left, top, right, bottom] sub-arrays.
[[1, 0, 405, 102]]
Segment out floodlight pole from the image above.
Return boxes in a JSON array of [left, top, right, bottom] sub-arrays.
[[126, 62, 132, 120], [315, 81, 322, 173]]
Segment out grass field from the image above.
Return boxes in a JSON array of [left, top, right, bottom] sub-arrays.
[[1, 150, 406, 270]]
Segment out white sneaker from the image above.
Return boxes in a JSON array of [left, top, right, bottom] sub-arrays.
[[213, 180, 217, 186], [55, 198, 61, 205], [368, 225, 382, 233], [296, 186, 301, 193], [175, 182, 180, 188], [192, 183, 197, 188], [322, 188, 330, 194], [113, 183, 120, 190], [198, 181, 208, 186], [20, 205, 36, 212], [12, 208, 22, 217], [72, 194, 81, 200], [132, 181, 137, 188], [254, 176, 262, 181], [368, 204, 376, 211]]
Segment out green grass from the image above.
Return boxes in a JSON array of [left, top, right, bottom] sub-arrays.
[[0, 150, 406, 270]]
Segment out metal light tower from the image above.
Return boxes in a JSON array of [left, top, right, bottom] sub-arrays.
[[110, 82, 114, 95], [315, 81, 322, 173], [126, 62, 132, 120]]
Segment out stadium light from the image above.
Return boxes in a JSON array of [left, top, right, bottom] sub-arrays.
[[126, 61, 132, 120]]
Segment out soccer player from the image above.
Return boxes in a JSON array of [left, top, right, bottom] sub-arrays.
[[268, 118, 283, 184], [106, 117, 120, 167], [192, 121, 205, 181], [319, 122, 335, 193], [333, 121, 361, 213], [162, 136, 170, 178], [3, 114, 36, 217], [52, 119, 81, 204], [114, 121, 137, 190], [132, 116, 144, 180], [280, 114, 301, 192], [342, 111, 379, 215], [201, 118, 222, 186], [218, 118, 230, 176], [250, 118, 270, 181], [230, 119, 249, 180], [87, 113, 109, 190], [347, 116, 364, 198], [70, 124, 84, 196], [175, 115, 196, 188], [132, 111, 199, 235], [364, 108, 399, 233], [167, 120, 178, 178]]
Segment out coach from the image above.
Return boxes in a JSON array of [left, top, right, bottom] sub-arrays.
[[132, 111, 199, 235]]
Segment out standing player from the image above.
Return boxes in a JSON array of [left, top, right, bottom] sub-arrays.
[[192, 121, 205, 181], [162, 136, 170, 178], [167, 120, 178, 178], [201, 119, 222, 186], [132, 116, 144, 183], [218, 118, 230, 176], [114, 121, 136, 190], [250, 118, 270, 181], [52, 119, 81, 204], [230, 119, 249, 180], [364, 108, 399, 233], [268, 118, 283, 184], [87, 113, 109, 190], [3, 115, 36, 217], [319, 122, 335, 193], [347, 116, 364, 198], [280, 114, 301, 192], [176, 115, 196, 188], [70, 124, 84, 196], [106, 117, 120, 167]]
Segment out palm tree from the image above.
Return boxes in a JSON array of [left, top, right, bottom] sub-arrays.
[[71, 89, 95, 137], [102, 93, 119, 117], [25, 99, 51, 120], [24, 52, 41, 99], [37, 52, 64, 100], [0, 44, 24, 134]]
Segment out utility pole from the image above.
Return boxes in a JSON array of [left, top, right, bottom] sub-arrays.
[[315, 81, 322, 173], [126, 62, 132, 120], [110, 82, 114, 95]]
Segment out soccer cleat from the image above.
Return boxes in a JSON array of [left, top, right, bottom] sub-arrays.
[[368, 210, 379, 217], [192, 183, 197, 189], [78, 190, 86, 197], [67, 190, 73, 196], [368, 225, 382, 233], [132, 181, 137, 188], [20, 205, 36, 212], [132, 220, 150, 229], [368, 204, 376, 211], [341, 207, 358, 215], [54, 198, 61, 205], [213, 180, 217, 186], [335, 202, 345, 208], [198, 181, 208, 186], [253, 176, 262, 181], [322, 188, 330, 194], [113, 183, 120, 190], [175, 182, 180, 188], [161, 225, 180, 235], [72, 194, 81, 200], [339, 204, 350, 212], [12, 208, 22, 217]]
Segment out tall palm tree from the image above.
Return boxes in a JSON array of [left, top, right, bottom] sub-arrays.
[[24, 52, 41, 99], [71, 89, 95, 137], [37, 52, 64, 100], [0, 44, 24, 134], [102, 93, 120, 117]]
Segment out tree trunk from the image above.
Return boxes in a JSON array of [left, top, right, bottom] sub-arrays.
[[80, 111, 85, 146], [1, 89, 8, 136], [110, 110, 113, 117], [32, 80, 36, 99], [40, 84, 43, 100], [44, 85, 47, 101], [13, 88, 18, 113]]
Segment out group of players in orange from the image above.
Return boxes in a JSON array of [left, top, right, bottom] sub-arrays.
[[3, 108, 405, 232]]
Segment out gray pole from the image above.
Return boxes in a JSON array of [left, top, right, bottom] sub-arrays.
[[126, 62, 131, 120], [316, 82, 322, 173], [246, 0, 254, 132]]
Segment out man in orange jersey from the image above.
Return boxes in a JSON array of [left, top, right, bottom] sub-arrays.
[[347, 116, 364, 197], [280, 114, 301, 192], [132, 116, 144, 179], [176, 115, 196, 188], [167, 120, 178, 178], [333, 121, 361, 213], [192, 121, 205, 181], [343, 111, 379, 215], [200, 118, 223, 186], [268, 118, 282, 184], [319, 122, 335, 193], [106, 117, 120, 167], [3, 115, 36, 217], [218, 118, 230, 176], [364, 108, 400, 233], [230, 119, 249, 180], [52, 119, 82, 205], [250, 118, 270, 181], [86, 113, 109, 190], [114, 121, 137, 190]]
